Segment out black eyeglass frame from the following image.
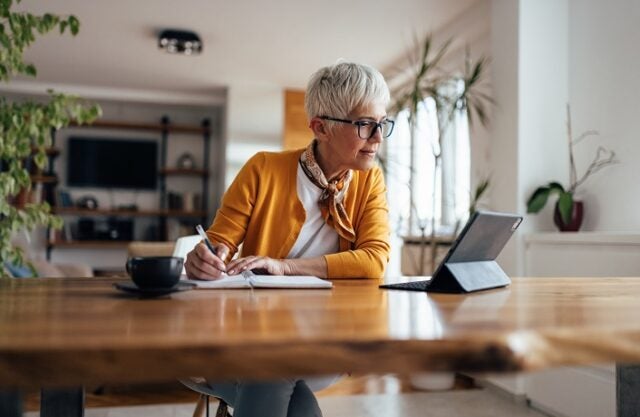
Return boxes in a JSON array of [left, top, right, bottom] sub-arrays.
[[319, 116, 395, 139]]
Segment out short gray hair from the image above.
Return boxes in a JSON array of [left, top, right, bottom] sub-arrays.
[[304, 62, 390, 121]]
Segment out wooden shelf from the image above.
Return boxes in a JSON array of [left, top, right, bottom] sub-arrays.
[[30, 146, 60, 157], [53, 207, 207, 218], [70, 120, 209, 135], [160, 168, 208, 176], [164, 210, 207, 218], [30, 175, 58, 184], [54, 208, 162, 216], [47, 240, 131, 249]]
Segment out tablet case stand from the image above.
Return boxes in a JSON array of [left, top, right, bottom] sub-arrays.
[[426, 260, 510, 293]]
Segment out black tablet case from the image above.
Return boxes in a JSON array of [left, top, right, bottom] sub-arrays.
[[423, 211, 522, 293]]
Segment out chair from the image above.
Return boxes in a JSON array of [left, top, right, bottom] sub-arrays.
[[172, 235, 232, 416], [172, 234, 202, 274], [127, 241, 175, 258], [180, 377, 231, 417], [124, 236, 230, 416], [127, 234, 200, 274]]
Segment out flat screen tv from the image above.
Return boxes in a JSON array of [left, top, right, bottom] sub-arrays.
[[66, 137, 158, 190]]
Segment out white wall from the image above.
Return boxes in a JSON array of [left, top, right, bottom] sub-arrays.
[[568, 0, 640, 231], [484, 0, 639, 406], [490, 0, 640, 237], [488, 0, 521, 277], [484, 0, 569, 396], [518, 0, 569, 230], [488, 0, 569, 277], [484, 0, 640, 265]]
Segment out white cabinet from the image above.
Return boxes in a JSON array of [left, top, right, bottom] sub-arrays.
[[525, 232, 640, 277], [526, 365, 615, 417], [521, 232, 640, 417]]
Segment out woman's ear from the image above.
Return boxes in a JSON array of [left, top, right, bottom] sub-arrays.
[[309, 117, 330, 142]]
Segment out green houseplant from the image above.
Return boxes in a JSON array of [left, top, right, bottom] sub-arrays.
[[1, 0, 101, 276], [526, 104, 618, 231], [386, 34, 494, 274]]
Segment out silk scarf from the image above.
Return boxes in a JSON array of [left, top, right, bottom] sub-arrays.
[[299, 140, 355, 242]]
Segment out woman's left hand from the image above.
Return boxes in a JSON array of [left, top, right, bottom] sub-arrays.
[[226, 256, 292, 276]]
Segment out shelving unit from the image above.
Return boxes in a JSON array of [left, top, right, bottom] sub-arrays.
[[53, 207, 207, 217], [157, 116, 211, 240], [46, 116, 211, 259]]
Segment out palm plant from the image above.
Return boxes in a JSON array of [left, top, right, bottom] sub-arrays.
[[387, 34, 494, 274]]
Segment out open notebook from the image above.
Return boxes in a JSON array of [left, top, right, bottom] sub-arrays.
[[182, 270, 333, 289]]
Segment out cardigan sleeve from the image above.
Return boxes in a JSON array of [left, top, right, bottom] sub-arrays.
[[324, 167, 391, 279], [206, 153, 264, 260]]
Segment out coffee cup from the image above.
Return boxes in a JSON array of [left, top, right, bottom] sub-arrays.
[[126, 256, 183, 289]]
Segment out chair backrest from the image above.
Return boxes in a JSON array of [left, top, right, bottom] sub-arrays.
[[172, 234, 202, 274], [127, 241, 175, 258]]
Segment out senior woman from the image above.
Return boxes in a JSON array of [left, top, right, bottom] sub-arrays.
[[184, 61, 393, 417]]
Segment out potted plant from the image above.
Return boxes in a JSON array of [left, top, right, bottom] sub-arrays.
[[526, 104, 618, 231], [385, 34, 494, 274], [1, 0, 101, 276]]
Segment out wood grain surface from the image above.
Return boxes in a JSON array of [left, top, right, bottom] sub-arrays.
[[1, 276, 640, 389]]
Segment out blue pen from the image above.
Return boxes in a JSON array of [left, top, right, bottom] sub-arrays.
[[196, 224, 227, 274]]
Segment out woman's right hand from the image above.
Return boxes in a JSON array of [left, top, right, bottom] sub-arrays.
[[184, 241, 230, 280]]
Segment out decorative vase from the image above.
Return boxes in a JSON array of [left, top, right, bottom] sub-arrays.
[[553, 200, 584, 232]]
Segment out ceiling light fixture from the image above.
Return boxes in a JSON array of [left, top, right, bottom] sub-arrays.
[[158, 29, 202, 55]]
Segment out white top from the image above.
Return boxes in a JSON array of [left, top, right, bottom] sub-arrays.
[[288, 162, 342, 392], [286, 163, 339, 259]]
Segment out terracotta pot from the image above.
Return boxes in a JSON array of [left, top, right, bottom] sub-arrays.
[[553, 200, 584, 232]]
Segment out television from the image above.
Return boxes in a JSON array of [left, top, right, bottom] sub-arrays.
[[66, 137, 158, 190]]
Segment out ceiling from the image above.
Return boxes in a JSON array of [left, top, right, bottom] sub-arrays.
[[15, 0, 480, 98]]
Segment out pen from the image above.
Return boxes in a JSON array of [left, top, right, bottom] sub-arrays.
[[195, 224, 227, 275]]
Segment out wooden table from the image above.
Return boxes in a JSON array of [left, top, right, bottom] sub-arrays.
[[1, 276, 640, 416]]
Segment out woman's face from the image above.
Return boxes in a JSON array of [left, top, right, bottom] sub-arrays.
[[318, 100, 387, 179]]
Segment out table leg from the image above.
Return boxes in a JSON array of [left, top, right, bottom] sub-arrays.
[[617, 364, 640, 417], [0, 390, 22, 417], [41, 387, 84, 417]]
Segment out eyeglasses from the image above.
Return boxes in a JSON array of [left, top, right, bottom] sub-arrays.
[[320, 116, 395, 140]]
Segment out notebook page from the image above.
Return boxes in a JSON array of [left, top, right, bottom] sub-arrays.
[[248, 275, 333, 289], [182, 274, 250, 288]]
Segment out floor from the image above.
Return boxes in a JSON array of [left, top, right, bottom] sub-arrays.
[[22, 375, 548, 417]]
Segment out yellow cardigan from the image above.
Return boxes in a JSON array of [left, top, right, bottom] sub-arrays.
[[206, 148, 390, 278]]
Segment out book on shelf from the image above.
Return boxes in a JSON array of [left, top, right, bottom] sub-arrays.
[[47, 221, 73, 243], [64, 222, 73, 242], [55, 189, 73, 208], [183, 270, 333, 289], [167, 190, 201, 211]]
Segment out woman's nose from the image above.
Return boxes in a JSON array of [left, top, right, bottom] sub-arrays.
[[368, 125, 383, 142]]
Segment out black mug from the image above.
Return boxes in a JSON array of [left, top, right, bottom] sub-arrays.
[[126, 256, 183, 289]]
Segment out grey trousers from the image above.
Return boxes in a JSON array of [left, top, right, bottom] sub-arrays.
[[207, 379, 323, 417]]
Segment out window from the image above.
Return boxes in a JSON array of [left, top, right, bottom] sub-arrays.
[[382, 80, 471, 275]]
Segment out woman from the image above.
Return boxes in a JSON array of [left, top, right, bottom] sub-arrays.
[[185, 61, 393, 417]]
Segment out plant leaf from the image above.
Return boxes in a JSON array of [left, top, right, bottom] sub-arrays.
[[548, 182, 565, 193], [527, 186, 550, 213], [557, 192, 573, 225]]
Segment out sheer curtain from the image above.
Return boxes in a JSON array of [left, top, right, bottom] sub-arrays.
[[382, 81, 470, 276]]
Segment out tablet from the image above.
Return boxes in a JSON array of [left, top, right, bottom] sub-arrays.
[[380, 211, 523, 293]]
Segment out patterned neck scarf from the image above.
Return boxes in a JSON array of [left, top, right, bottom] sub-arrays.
[[299, 140, 355, 242]]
